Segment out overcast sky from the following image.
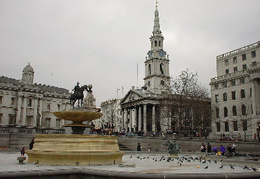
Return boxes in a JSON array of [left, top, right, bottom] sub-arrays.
[[0, 0, 259, 106]]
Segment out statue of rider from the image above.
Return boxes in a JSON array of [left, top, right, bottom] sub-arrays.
[[73, 82, 81, 96]]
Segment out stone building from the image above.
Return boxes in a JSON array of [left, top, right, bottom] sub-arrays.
[[0, 64, 71, 130], [210, 41, 260, 139], [99, 99, 122, 134]]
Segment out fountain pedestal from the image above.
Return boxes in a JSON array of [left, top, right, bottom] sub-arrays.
[[27, 134, 124, 165]]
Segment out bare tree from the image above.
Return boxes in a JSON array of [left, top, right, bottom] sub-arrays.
[[160, 69, 211, 137]]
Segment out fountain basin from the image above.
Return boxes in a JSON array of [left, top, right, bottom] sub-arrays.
[[27, 134, 125, 166], [53, 111, 103, 123]]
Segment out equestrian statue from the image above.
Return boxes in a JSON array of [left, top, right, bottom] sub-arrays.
[[70, 82, 92, 108]]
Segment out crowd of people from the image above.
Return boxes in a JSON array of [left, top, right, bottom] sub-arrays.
[[200, 142, 237, 156]]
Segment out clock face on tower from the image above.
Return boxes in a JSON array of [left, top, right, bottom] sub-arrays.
[[159, 51, 165, 57]]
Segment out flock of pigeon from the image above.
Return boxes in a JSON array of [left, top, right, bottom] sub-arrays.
[[129, 155, 260, 172]]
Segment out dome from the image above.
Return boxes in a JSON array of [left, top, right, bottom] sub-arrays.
[[23, 63, 34, 73]]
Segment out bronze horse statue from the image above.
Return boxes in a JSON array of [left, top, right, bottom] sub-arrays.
[[70, 84, 91, 108]]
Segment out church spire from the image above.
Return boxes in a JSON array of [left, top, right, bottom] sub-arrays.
[[153, 0, 162, 37]]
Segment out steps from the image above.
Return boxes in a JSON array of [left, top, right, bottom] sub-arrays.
[[118, 143, 131, 151]]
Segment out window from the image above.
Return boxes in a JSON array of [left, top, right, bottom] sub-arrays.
[[242, 53, 247, 61], [0, 96, 2, 104], [231, 79, 236, 86], [233, 56, 237, 63], [148, 81, 150, 86], [160, 80, 165, 86], [233, 67, 238, 72], [241, 104, 246, 115], [225, 122, 229, 132], [216, 122, 221, 132], [224, 59, 229, 66], [216, 108, 220, 118], [0, 113, 2, 124], [57, 104, 61, 111], [232, 106, 237, 116], [11, 97, 15, 105], [9, 114, 15, 125], [242, 121, 247, 131], [154, 40, 157, 46], [242, 64, 247, 70], [240, 77, 245, 84], [56, 119, 61, 128], [225, 69, 229, 74], [160, 63, 164, 74], [232, 91, 236, 100], [233, 121, 238, 131], [26, 116, 33, 125], [28, 98, 32, 107], [252, 61, 257, 67], [241, 89, 245, 98], [251, 50, 256, 58], [215, 94, 219, 102], [45, 118, 51, 127], [250, 88, 252, 97], [223, 93, 227, 101], [224, 107, 228, 117], [148, 64, 151, 75], [159, 41, 161, 47], [47, 104, 51, 110], [214, 84, 219, 90]]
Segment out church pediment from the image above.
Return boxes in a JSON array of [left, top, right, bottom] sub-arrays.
[[121, 90, 143, 104]]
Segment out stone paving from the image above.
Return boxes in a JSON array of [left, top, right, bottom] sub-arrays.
[[0, 150, 259, 175]]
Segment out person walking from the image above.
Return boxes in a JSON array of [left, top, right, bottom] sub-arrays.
[[137, 143, 142, 151], [20, 147, 25, 156], [207, 143, 212, 153]]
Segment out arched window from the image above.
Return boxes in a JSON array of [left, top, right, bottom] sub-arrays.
[[155, 40, 157, 46], [241, 104, 246, 115], [241, 89, 245, 98], [148, 64, 151, 75], [232, 106, 237, 116], [223, 92, 227, 101], [160, 63, 164, 74], [224, 107, 228, 117], [159, 41, 161, 46]]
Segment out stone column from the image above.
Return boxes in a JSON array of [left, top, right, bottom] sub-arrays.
[[134, 106, 138, 132], [124, 108, 128, 131], [33, 97, 38, 127], [129, 108, 133, 132], [143, 104, 147, 133], [38, 98, 43, 127], [16, 95, 22, 125], [138, 106, 142, 131], [22, 96, 27, 125], [152, 105, 156, 131]]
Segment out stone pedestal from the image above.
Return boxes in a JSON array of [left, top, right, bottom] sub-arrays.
[[27, 134, 124, 166]]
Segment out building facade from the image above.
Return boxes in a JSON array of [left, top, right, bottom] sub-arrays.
[[210, 41, 260, 139], [0, 64, 71, 131]]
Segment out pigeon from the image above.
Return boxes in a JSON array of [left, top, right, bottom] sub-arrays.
[[214, 160, 217, 164], [219, 165, 223, 169], [230, 165, 234, 169], [204, 166, 208, 169], [252, 168, 257, 172], [202, 160, 206, 164], [243, 165, 250, 170], [130, 155, 132, 158]]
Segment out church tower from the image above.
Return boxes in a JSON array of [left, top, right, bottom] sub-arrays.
[[144, 2, 170, 94]]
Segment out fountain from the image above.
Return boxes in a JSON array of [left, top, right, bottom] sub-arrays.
[[27, 83, 124, 166]]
